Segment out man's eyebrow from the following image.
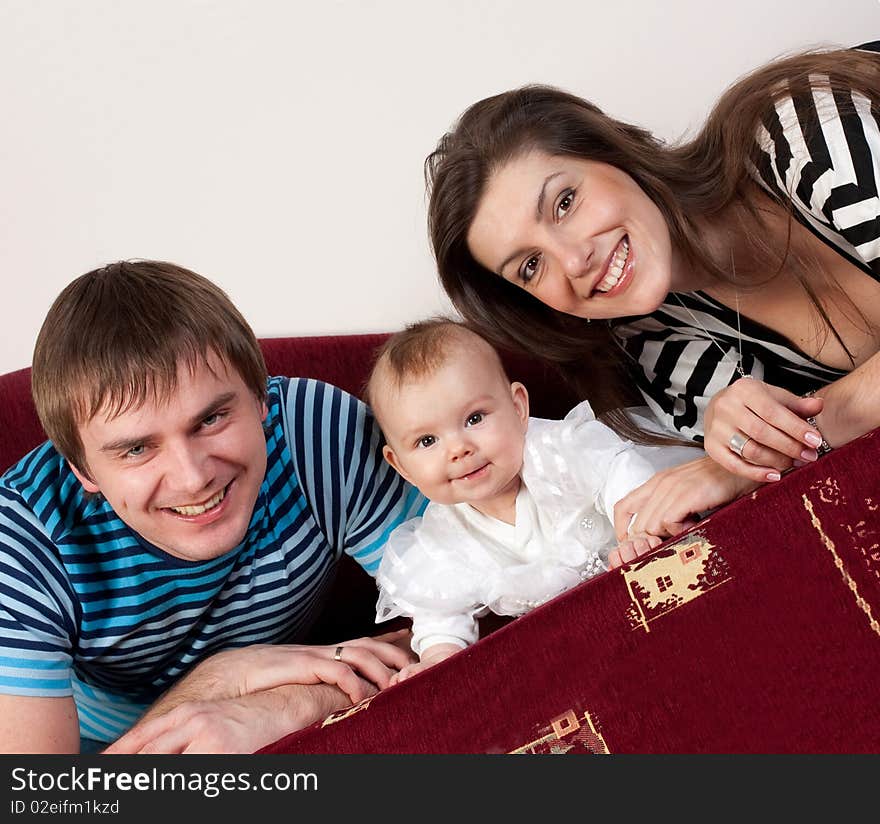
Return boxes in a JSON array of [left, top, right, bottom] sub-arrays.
[[497, 171, 564, 277], [99, 391, 239, 454]]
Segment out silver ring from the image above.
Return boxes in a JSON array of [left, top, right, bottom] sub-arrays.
[[333, 646, 344, 662], [728, 432, 751, 457]]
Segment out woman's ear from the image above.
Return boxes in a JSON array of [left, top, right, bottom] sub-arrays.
[[510, 381, 529, 424], [69, 462, 100, 494]]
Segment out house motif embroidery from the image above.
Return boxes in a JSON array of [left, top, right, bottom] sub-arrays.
[[623, 533, 732, 633]]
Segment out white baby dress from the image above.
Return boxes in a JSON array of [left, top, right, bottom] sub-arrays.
[[375, 400, 698, 655]]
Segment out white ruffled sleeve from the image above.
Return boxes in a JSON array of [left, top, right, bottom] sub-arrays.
[[375, 508, 485, 656], [524, 400, 650, 519]]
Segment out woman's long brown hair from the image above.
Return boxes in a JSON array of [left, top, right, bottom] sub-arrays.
[[426, 45, 880, 443]]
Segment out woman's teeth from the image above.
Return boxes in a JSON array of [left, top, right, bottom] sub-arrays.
[[169, 487, 226, 516], [595, 238, 630, 293]]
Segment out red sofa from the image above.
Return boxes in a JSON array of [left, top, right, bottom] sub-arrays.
[[3, 335, 879, 753]]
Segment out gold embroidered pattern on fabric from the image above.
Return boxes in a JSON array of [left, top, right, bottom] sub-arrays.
[[510, 708, 609, 754], [623, 533, 732, 634], [802, 493, 880, 637], [320, 695, 375, 727]]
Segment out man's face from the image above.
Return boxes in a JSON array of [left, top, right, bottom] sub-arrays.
[[71, 353, 268, 562]]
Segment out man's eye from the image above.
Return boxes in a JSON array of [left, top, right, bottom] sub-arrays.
[[125, 445, 145, 458], [202, 411, 227, 428], [466, 412, 484, 427], [417, 435, 436, 449], [519, 255, 540, 284]]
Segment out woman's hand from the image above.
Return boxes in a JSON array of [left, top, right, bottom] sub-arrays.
[[613, 456, 758, 542], [607, 533, 663, 569], [703, 377, 825, 481]]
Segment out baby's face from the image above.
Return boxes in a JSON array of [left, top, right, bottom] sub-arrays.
[[379, 352, 529, 507]]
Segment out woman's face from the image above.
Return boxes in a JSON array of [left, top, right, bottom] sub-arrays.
[[467, 151, 682, 320]]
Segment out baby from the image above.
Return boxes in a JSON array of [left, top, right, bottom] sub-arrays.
[[367, 318, 698, 682]]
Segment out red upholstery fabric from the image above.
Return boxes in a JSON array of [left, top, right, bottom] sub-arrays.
[[260, 428, 880, 754]]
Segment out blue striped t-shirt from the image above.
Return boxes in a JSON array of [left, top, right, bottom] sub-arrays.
[[0, 376, 425, 743]]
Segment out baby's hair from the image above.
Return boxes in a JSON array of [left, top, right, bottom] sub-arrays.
[[365, 316, 508, 410]]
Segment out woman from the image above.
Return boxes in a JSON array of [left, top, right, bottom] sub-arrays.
[[425, 42, 880, 536]]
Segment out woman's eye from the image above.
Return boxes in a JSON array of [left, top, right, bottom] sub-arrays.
[[556, 189, 575, 219], [417, 435, 436, 449], [466, 412, 484, 427], [519, 255, 540, 284]]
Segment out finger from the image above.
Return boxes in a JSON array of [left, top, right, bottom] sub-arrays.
[[706, 439, 784, 483], [616, 541, 638, 566], [309, 659, 373, 704], [340, 637, 416, 669], [739, 440, 799, 472], [744, 394, 825, 455], [607, 548, 623, 569], [103, 711, 183, 754]]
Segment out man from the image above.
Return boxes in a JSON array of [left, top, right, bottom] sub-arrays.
[[0, 260, 425, 753]]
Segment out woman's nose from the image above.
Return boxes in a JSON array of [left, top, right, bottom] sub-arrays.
[[559, 242, 592, 280]]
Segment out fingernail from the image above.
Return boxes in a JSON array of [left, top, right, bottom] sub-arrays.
[[800, 448, 818, 461], [766, 472, 781, 481], [804, 432, 822, 447]]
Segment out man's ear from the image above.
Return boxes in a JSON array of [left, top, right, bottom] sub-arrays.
[[382, 444, 413, 485], [510, 381, 530, 425], [68, 461, 100, 494]]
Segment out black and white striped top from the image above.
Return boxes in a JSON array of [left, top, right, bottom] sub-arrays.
[[613, 43, 880, 443]]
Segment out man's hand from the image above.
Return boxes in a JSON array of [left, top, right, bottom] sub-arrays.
[[103, 629, 416, 753], [103, 683, 351, 754]]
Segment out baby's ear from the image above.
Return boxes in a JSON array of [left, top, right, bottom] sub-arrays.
[[510, 381, 529, 424], [382, 444, 411, 483]]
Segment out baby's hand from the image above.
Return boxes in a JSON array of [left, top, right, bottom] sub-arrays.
[[388, 643, 461, 685], [607, 533, 662, 570]]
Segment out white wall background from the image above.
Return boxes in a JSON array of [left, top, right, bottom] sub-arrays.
[[1, 0, 877, 374]]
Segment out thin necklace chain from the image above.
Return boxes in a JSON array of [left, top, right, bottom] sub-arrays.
[[671, 252, 747, 379]]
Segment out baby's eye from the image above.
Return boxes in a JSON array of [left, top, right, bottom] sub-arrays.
[[417, 435, 436, 449], [465, 412, 484, 427]]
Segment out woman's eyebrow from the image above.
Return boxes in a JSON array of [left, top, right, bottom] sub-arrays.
[[497, 171, 564, 276]]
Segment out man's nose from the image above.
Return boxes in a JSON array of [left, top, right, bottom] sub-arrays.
[[164, 442, 212, 497]]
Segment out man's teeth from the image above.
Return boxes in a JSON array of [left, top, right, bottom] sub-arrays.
[[595, 238, 630, 293], [169, 487, 226, 516]]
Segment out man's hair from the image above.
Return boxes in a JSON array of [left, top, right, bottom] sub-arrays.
[[365, 316, 508, 415], [32, 260, 268, 474]]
